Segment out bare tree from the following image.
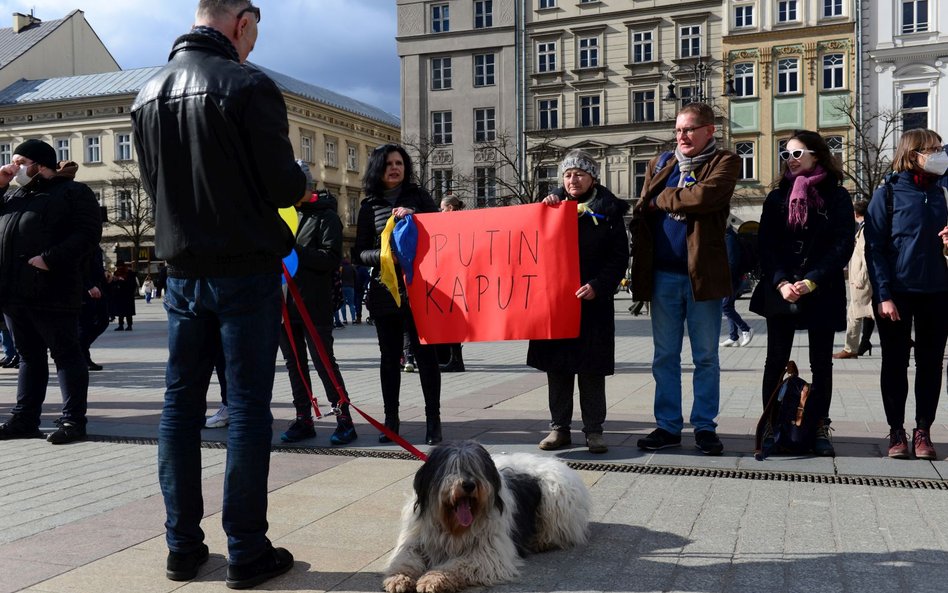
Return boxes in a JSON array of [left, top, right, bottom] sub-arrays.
[[401, 133, 468, 199], [471, 129, 565, 206], [832, 97, 899, 200], [104, 162, 155, 272]]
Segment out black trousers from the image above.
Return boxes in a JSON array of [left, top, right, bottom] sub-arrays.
[[279, 321, 348, 418], [78, 297, 109, 361], [761, 316, 835, 420], [876, 291, 948, 430], [373, 306, 440, 419], [547, 372, 606, 435]]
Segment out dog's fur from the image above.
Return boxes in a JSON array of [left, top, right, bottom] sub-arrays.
[[383, 440, 590, 593]]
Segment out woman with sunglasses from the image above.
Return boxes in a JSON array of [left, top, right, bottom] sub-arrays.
[[750, 130, 854, 457], [353, 144, 443, 445], [864, 129, 948, 460]]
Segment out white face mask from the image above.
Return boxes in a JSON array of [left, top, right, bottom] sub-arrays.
[[13, 164, 34, 187], [922, 151, 948, 176]]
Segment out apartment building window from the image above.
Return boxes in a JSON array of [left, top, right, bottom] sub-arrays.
[[474, 108, 496, 142], [55, 138, 70, 162], [432, 169, 454, 199], [432, 57, 452, 90], [902, 90, 929, 130], [579, 95, 601, 127], [86, 136, 101, 163], [632, 90, 655, 122], [578, 36, 599, 69], [538, 98, 559, 129], [91, 190, 102, 206], [325, 138, 338, 167], [347, 143, 359, 171], [736, 142, 755, 180], [539, 0, 556, 8], [474, 53, 495, 86], [826, 135, 844, 164], [680, 86, 699, 106], [902, 0, 929, 34], [474, 0, 492, 28], [632, 31, 653, 63], [633, 161, 648, 198], [347, 195, 358, 226], [777, 1, 799, 23], [777, 58, 799, 94], [537, 41, 557, 73], [536, 166, 557, 197], [734, 62, 755, 97], [823, 54, 844, 90], [431, 4, 449, 32], [116, 133, 132, 161], [0, 142, 10, 165], [432, 111, 453, 144], [301, 134, 313, 162], [823, 0, 843, 17], [475, 167, 496, 205], [117, 189, 133, 221], [735, 4, 754, 28], [679, 25, 701, 58]]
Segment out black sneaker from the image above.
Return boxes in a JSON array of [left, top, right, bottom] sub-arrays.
[[329, 418, 358, 445], [47, 419, 86, 444], [225, 544, 293, 590], [694, 430, 724, 456], [166, 543, 209, 581], [88, 360, 104, 371], [0, 418, 42, 440], [280, 417, 315, 443], [637, 428, 682, 451]]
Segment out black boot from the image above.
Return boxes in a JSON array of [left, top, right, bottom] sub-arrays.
[[378, 416, 400, 443], [425, 416, 442, 445], [439, 344, 465, 372]]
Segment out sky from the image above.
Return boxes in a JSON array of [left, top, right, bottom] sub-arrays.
[[0, 0, 402, 118]]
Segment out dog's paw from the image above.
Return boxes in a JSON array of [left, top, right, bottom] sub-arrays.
[[383, 573, 416, 593], [416, 570, 459, 593]]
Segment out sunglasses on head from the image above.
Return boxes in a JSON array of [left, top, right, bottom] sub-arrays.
[[779, 148, 815, 161]]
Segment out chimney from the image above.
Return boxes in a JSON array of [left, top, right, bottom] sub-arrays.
[[12, 11, 41, 33]]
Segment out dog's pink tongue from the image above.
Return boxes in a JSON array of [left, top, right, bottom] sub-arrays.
[[455, 499, 473, 527]]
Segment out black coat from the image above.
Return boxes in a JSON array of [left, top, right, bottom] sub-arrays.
[[749, 178, 854, 331], [287, 192, 343, 327], [527, 185, 630, 375], [353, 183, 438, 317], [108, 271, 138, 317], [0, 174, 102, 311]]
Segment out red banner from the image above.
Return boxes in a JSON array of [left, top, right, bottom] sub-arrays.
[[405, 202, 581, 344]]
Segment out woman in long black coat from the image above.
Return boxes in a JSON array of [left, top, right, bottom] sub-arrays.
[[527, 149, 630, 454]]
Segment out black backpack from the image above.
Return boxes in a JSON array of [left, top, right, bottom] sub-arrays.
[[735, 232, 760, 278], [755, 361, 820, 460]]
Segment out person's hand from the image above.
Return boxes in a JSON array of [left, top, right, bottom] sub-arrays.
[[393, 207, 414, 219], [878, 299, 900, 321], [28, 255, 48, 271], [0, 163, 17, 187], [88, 286, 102, 299], [575, 283, 596, 300], [541, 194, 561, 206], [779, 281, 801, 303], [939, 225, 948, 248], [791, 280, 811, 296]]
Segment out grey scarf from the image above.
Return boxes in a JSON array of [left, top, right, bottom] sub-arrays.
[[674, 137, 717, 188]]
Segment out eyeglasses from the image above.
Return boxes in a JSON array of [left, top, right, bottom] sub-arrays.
[[779, 148, 815, 161], [674, 125, 711, 137], [236, 4, 261, 23]]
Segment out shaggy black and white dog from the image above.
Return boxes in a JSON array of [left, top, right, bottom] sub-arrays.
[[383, 440, 590, 593]]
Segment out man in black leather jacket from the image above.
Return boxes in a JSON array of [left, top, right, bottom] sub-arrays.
[[0, 141, 101, 445], [130, 1, 303, 587]]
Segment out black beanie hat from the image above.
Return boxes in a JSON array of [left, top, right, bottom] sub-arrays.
[[14, 139, 57, 169]]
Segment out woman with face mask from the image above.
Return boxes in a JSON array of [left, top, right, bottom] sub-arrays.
[[749, 130, 855, 458], [864, 129, 948, 460]]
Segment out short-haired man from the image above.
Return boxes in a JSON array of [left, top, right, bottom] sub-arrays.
[[131, 1, 305, 588], [630, 103, 740, 456]]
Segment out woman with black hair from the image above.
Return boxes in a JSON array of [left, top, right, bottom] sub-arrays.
[[353, 144, 442, 445], [749, 130, 854, 457]]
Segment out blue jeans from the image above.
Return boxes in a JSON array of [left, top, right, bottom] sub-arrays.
[[158, 273, 282, 564], [650, 270, 722, 434], [341, 286, 356, 321], [721, 278, 749, 340]]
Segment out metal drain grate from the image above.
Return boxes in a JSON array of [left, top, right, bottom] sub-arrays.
[[86, 435, 948, 491]]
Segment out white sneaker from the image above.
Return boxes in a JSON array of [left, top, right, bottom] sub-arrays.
[[739, 329, 754, 347], [205, 405, 229, 428], [720, 338, 738, 347]]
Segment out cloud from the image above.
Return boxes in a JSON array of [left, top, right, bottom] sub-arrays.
[[0, 0, 401, 117]]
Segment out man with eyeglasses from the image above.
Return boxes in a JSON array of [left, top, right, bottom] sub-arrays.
[[131, 0, 304, 588], [630, 102, 740, 456]]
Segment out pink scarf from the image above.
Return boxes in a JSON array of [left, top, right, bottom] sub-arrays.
[[785, 165, 827, 230]]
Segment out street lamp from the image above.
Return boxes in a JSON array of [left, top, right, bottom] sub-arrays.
[[663, 56, 736, 105]]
